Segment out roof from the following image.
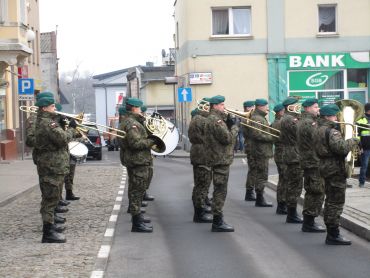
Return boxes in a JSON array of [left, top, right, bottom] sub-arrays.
[[93, 68, 129, 81], [140, 65, 174, 72]]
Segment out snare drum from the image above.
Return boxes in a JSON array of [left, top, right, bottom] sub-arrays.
[[68, 141, 88, 163]]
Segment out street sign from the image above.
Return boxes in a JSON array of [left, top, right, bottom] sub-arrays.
[[177, 87, 192, 102], [18, 78, 34, 95], [18, 95, 34, 101]]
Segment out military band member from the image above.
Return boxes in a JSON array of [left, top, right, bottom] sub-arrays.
[[205, 95, 238, 232], [315, 104, 359, 245], [280, 97, 304, 223], [242, 100, 257, 201], [120, 98, 156, 233], [271, 103, 287, 214], [189, 102, 213, 223], [249, 99, 274, 207], [34, 92, 73, 243], [297, 98, 326, 233]]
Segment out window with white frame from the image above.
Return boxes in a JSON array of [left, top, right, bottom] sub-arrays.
[[318, 5, 336, 33], [0, 0, 8, 23], [212, 7, 251, 36]]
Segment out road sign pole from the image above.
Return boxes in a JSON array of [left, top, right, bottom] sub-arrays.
[[20, 100, 25, 160]]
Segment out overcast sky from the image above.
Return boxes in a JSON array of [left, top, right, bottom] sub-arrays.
[[39, 0, 175, 75]]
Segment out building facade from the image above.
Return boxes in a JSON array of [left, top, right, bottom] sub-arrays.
[[0, 0, 41, 160], [174, 0, 370, 147], [40, 31, 58, 95]]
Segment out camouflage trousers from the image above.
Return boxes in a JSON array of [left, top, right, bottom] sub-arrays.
[[39, 174, 64, 224], [127, 166, 151, 216], [275, 161, 287, 203], [254, 157, 269, 194], [302, 168, 325, 217], [211, 165, 230, 216], [323, 174, 346, 228], [245, 151, 256, 190], [146, 166, 153, 190], [192, 165, 212, 208], [64, 163, 76, 191], [285, 163, 303, 207]]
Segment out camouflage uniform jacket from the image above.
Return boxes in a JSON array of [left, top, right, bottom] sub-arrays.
[[120, 112, 153, 168], [271, 115, 284, 163], [25, 113, 38, 165], [34, 111, 72, 176], [204, 109, 238, 166], [118, 115, 128, 166], [315, 118, 358, 178], [242, 111, 253, 154], [297, 111, 320, 169], [189, 112, 208, 165], [249, 108, 274, 158], [280, 111, 301, 164]]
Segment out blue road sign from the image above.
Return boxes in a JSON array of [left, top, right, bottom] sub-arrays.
[[177, 87, 192, 102], [18, 78, 34, 95]]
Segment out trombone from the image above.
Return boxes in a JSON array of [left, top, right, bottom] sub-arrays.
[[19, 105, 126, 139]]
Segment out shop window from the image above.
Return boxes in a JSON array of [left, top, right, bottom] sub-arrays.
[[212, 7, 251, 36], [318, 5, 336, 33], [347, 69, 368, 88]]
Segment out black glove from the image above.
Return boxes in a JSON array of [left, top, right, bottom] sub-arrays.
[[69, 119, 77, 129], [226, 115, 235, 130], [59, 116, 69, 129]]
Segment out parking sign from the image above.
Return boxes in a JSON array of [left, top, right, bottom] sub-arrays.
[[18, 79, 34, 95]]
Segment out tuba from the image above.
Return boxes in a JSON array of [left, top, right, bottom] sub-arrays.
[[336, 99, 364, 178]]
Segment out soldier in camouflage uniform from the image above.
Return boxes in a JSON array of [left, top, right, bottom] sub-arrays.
[[120, 98, 156, 233], [34, 92, 74, 243], [315, 104, 359, 245], [249, 99, 275, 207], [280, 97, 304, 224], [189, 104, 213, 223], [205, 95, 238, 232], [241, 100, 257, 201], [271, 103, 287, 214], [297, 98, 326, 233]]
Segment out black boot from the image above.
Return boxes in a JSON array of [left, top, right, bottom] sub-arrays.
[[54, 214, 66, 224], [286, 207, 303, 223], [302, 215, 326, 233], [42, 223, 66, 243], [193, 207, 213, 223], [55, 205, 69, 213], [211, 215, 234, 232], [131, 214, 153, 233], [141, 201, 148, 207], [51, 223, 66, 233], [255, 193, 273, 207], [276, 202, 288, 215], [204, 205, 212, 213], [325, 227, 352, 245], [66, 190, 80, 201], [58, 199, 70, 206], [245, 189, 256, 201], [143, 191, 155, 201]]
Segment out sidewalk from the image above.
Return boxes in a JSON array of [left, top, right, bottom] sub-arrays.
[[169, 149, 370, 242]]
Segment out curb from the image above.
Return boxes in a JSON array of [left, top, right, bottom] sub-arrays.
[[0, 184, 38, 207], [266, 178, 370, 242]]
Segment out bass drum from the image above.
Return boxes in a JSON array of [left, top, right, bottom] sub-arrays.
[[151, 120, 179, 156], [68, 141, 89, 163]]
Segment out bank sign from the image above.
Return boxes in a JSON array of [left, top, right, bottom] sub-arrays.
[[289, 70, 340, 91], [288, 52, 370, 70]]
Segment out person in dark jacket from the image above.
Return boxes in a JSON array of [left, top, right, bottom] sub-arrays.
[[356, 102, 370, 188]]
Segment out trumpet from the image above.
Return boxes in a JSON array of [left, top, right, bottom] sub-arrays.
[[19, 105, 126, 139], [287, 103, 302, 114]]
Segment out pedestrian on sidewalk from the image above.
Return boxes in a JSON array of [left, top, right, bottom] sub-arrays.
[[356, 102, 370, 188], [315, 104, 360, 245]]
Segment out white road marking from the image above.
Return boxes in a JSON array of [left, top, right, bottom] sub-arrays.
[[97, 245, 111, 258], [104, 228, 115, 237]]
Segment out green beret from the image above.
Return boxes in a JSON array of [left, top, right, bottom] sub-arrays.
[[209, 95, 225, 104], [243, 100, 255, 107], [118, 105, 127, 116], [202, 97, 211, 102], [273, 103, 284, 113], [35, 92, 55, 107], [141, 105, 147, 113], [282, 97, 298, 106], [320, 104, 340, 116], [191, 108, 199, 117], [302, 98, 318, 107], [255, 98, 268, 106], [126, 97, 143, 107], [36, 91, 54, 100], [55, 103, 62, 111]]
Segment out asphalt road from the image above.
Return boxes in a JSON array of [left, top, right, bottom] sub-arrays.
[[104, 154, 370, 278]]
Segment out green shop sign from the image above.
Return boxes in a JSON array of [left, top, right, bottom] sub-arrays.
[[289, 70, 341, 91], [288, 52, 370, 70]]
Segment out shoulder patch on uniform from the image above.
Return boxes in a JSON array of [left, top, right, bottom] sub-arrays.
[[217, 119, 222, 124], [131, 125, 137, 129], [312, 122, 316, 126], [49, 121, 58, 129], [333, 131, 339, 135], [293, 118, 298, 122]]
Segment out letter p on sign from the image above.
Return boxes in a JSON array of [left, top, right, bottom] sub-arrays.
[[18, 78, 34, 95]]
